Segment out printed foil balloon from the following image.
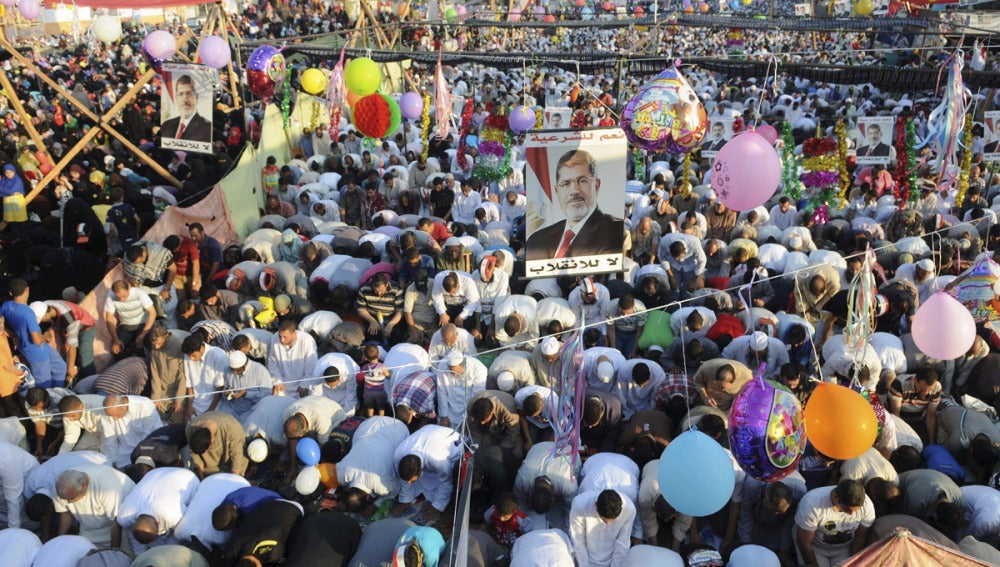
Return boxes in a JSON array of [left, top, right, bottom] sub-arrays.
[[728, 378, 807, 482], [246, 45, 286, 99], [621, 67, 707, 153], [949, 257, 1000, 323]]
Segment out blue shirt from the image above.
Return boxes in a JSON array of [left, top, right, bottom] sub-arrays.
[[922, 445, 965, 484], [398, 255, 436, 286], [221, 486, 281, 516], [0, 300, 46, 362], [397, 526, 446, 567], [198, 236, 224, 275]]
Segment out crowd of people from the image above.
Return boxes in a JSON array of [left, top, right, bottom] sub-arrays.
[[0, 2, 998, 567]]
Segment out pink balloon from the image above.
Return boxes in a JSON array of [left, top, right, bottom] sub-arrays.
[[18, 0, 39, 19], [509, 8, 521, 21], [455, 4, 467, 14], [0, 0, 17, 7], [756, 124, 778, 145], [912, 291, 976, 360], [144, 30, 177, 61], [711, 131, 781, 211]]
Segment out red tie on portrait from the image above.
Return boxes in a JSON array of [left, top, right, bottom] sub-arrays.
[[555, 230, 575, 258], [176, 122, 186, 139]]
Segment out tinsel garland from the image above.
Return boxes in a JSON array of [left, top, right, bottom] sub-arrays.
[[733, 116, 744, 134], [803, 137, 836, 156], [800, 156, 840, 171], [311, 100, 321, 130], [801, 133, 839, 223], [781, 121, 802, 201], [906, 121, 918, 205], [473, 109, 514, 182], [281, 71, 292, 129], [634, 149, 644, 182], [955, 114, 973, 208], [680, 152, 692, 196], [535, 108, 543, 130], [836, 119, 850, 202], [892, 117, 910, 209], [457, 99, 474, 170], [420, 93, 431, 162], [800, 171, 840, 187]]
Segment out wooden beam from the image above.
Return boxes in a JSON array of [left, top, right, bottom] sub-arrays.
[[0, 69, 52, 164], [0, 37, 182, 189], [23, 125, 102, 204]]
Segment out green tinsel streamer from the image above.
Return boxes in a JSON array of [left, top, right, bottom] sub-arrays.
[[781, 121, 802, 201], [634, 149, 644, 182], [906, 120, 919, 205], [281, 72, 292, 129]]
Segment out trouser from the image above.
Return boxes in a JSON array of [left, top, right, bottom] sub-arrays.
[[794, 538, 852, 567], [615, 329, 637, 356], [76, 326, 96, 377], [0, 392, 26, 419], [116, 324, 146, 359], [26, 346, 67, 388], [445, 304, 476, 331]]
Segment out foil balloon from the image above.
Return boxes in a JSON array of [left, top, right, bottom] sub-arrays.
[[246, 45, 286, 99], [728, 378, 807, 482], [621, 67, 707, 153]]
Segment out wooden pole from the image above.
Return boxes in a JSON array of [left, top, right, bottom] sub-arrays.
[[216, 2, 242, 109], [23, 126, 102, 204], [27, 70, 162, 201], [0, 69, 52, 164], [0, 38, 182, 189]]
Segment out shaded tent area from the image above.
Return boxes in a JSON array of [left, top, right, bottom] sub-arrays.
[[80, 104, 288, 372], [840, 529, 991, 566]]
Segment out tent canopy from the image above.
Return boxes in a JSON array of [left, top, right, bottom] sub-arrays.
[[841, 529, 992, 567]]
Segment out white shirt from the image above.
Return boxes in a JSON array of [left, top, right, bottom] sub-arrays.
[[961, 485, 1000, 541], [311, 353, 359, 416], [494, 295, 539, 349], [0, 441, 38, 528], [393, 425, 463, 512], [59, 394, 105, 454], [637, 460, 692, 545], [173, 473, 250, 547], [514, 386, 554, 430], [513, 441, 579, 506], [427, 326, 477, 365], [536, 297, 578, 331], [489, 351, 535, 391], [434, 357, 487, 426], [267, 331, 319, 391], [452, 190, 482, 224], [840, 447, 899, 486], [24, 451, 109, 499], [0, 528, 41, 566], [794, 486, 875, 550], [103, 288, 153, 327], [430, 270, 482, 321], [337, 416, 410, 498], [220, 360, 274, 422], [242, 395, 296, 445], [98, 396, 163, 468], [569, 490, 636, 567], [474, 271, 511, 326], [582, 347, 627, 393], [768, 205, 798, 230], [31, 535, 95, 567], [501, 194, 527, 221], [568, 284, 611, 331], [282, 396, 346, 444], [511, 529, 575, 567], [184, 346, 228, 416], [116, 467, 199, 554], [625, 545, 685, 567], [53, 464, 135, 548], [578, 453, 640, 504]]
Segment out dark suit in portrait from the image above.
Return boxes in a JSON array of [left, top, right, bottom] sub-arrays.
[[161, 112, 212, 144], [526, 207, 624, 261], [701, 138, 727, 152], [856, 142, 891, 158]]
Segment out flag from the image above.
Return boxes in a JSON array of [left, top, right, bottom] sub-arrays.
[[434, 55, 451, 140]]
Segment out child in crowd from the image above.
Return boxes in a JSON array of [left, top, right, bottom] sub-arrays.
[[360, 345, 389, 417], [484, 492, 531, 548]]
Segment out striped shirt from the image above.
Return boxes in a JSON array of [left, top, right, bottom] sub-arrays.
[[356, 284, 404, 318], [392, 371, 437, 418], [191, 320, 237, 351], [94, 356, 150, 396]]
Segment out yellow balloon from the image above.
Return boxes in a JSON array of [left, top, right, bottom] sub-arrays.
[[855, 0, 874, 15], [300, 68, 328, 96]]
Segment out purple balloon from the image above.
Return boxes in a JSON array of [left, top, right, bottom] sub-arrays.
[[199, 35, 231, 69], [144, 30, 176, 61], [399, 91, 424, 120], [756, 124, 778, 145], [509, 105, 536, 133], [728, 378, 807, 482], [18, 0, 39, 19], [0, 0, 15, 7]]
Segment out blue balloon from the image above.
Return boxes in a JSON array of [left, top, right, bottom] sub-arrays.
[[658, 429, 735, 517], [296, 437, 321, 466]]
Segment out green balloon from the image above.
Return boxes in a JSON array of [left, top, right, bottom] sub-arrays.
[[445, 7, 458, 22], [383, 94, 402, 139], [345, 57, 381, 96]]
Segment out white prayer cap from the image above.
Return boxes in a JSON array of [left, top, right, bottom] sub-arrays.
[[750, 331, 769, 351], [228, 351, 248, 369], [916, 258, 934, 272], [541, 337, 560, 356], [29, 301, 47, 323], [448, 352, 465, 367], [597, 360, 615, 384]]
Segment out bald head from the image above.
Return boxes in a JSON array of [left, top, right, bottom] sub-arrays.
[[442, 323, 458, 345], [103, 395, 129, 419], [284, 413, 308, 439], [133, 514, 160, 544]]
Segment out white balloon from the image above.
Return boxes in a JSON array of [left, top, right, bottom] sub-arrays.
[[92, 15, 123, 44], [295, 466, 321, 495], [247, 438, 268, 463]]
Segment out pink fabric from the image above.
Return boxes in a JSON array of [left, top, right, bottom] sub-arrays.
[[841, 531, 991, 566], [360, 262, 398, 287]]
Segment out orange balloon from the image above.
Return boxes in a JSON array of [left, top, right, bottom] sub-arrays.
[[803, 383, 878, 460], [346, 90, 363, 108], [317, 463, 339, 489], [699, 2, 709, 11], [683, 5, 695, 13]]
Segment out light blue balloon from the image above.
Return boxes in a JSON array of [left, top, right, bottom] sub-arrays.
[[657, 429, 735, 517], [295, 437, 321, 466]]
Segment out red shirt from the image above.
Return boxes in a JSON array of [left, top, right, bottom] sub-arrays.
[[172, 236, 200, 277], [428, 221, 452, 244]]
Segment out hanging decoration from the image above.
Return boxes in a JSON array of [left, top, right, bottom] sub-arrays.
[[680, 152, 692, 197], [781, 121, 802, 201], [433, 55, 452, 140], [457, 99, 474, 171], [906, 120, 919, 206], [801, 133, 839, 223], [281, 71, 292, 129], [550, 326, 587, 475], [843, 249, 879, 355], [352, 94, 392, 139], [919, 50, 970, 194], [420, 93, 431, 162], [535, 107, 544, 130], [728, 376, 807, 482], [474, 110, 514, 182], [835, 119, 850, 202], [344, 57, 381, 96], [311, 100, 321, 130], [620, 66, 708, 153], [634, 149, 645, 182], [326, 48, 347, 138], [955, 114, 973, 208], [893, 116, 910, 209], [246, 45, 285, 100], [571, 109, 587, 129]]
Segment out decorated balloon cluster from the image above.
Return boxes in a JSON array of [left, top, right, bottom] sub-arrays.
[[0, 0, 40, 19], [88, 19, 233, 74]]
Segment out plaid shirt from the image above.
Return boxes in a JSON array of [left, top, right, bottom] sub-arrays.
[[392, 371, 437, 418], [356, 284, 404, 318], [123, 241, 174, 286], [655, 373, 697, 407]]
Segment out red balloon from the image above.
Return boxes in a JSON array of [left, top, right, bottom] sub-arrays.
[[634, 5, 644, 14], [603, 1, 614, 10], [543, 14, 555, 22], [575, 0, 586, 5], [247, 69, 277, 99]]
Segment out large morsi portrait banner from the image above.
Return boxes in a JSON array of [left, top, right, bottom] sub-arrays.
[[160, 62, 215, 154], [524, 128, 626, 278]]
